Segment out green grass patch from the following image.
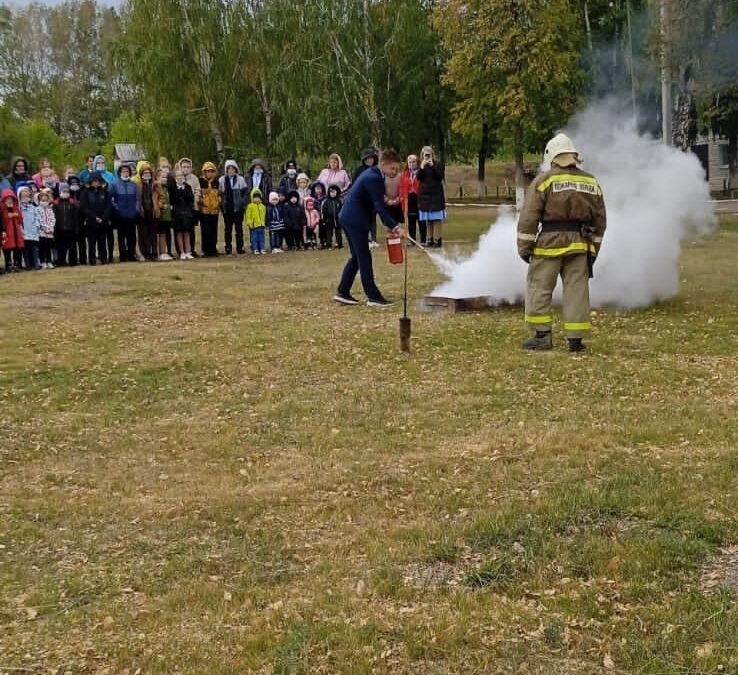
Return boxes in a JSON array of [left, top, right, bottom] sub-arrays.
[[1, 207, 737, 673]]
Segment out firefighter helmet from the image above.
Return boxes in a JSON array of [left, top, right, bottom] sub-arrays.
[[544, 133, 580, 167]]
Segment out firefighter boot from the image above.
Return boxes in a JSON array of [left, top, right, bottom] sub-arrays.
[[522, 331, 553, 351], [567, 338, 586, 353]]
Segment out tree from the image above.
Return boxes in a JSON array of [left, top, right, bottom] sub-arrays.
[[0, 1, 130, 143], [433, 0, 585, 201]]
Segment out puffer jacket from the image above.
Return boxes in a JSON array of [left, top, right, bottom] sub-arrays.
[[199, 162, 221, 215], [219, 160, 248, 214], [517, 165, 606, 259], [111, 172, 140, 220], [53, 198, 80, 235], [20, 202, 39, 241], [283, 192, 306, 232], [245, 188, 266, 229]]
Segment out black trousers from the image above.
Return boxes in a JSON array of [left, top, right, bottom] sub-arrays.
[[223, 211, 244, 253], [200, 214, 219, 255], [117, 217, 138, 261], [56, 231, 78, 266], [77, 227, 88, 264], [407, 213, 425, 244], [189, 212, 200, 253], [105, 228, 115, 262], [287, 228, 304, 250], [88, 225, 109, 264], [39, 238, 54, 264], [139, 214, 158, 260]]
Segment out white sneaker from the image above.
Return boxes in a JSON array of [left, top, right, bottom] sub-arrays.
[[185, 252, 194, 259], [275, 247, 283, 253], [180, 253, 187, 260], [47, 262, 55, 269], [260, 250, 267, 255], [158, 253, 172, 261], [40, 262, 47, 269]]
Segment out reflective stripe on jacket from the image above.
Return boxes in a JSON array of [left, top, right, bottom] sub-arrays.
[[517, 166, 606, 258]]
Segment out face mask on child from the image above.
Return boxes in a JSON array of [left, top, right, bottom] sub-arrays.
[[142, 173, 151, 182], [61, 192, 70, 200], [254, 168, 263, 176], [121, 174, 131, 182], [20, 195, 31, 204], [70, 184, 80, 192], [287, 169, 296, 178]]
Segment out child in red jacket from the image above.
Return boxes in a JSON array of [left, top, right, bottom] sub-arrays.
[[1, 188, 24, 272]]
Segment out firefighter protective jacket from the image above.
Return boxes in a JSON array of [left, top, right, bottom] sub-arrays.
[[517, 165, 606, 259]]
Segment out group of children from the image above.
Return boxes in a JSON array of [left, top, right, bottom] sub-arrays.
[[0, 154, 351, 273]]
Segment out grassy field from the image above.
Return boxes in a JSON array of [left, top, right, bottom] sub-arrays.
[[1, 209, 737, 675]]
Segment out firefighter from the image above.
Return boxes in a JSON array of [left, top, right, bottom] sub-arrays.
[[517, 133, 607, 352]]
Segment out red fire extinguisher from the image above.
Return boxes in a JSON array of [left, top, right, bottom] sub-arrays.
[[386, 229, 404, 265]]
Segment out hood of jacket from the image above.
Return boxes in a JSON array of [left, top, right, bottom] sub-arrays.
[[11, 156, 30, 176], [224, 159, 240, 174], [2, 187, 18, 206], [202, 161, 218, 175], [16, 185, 31, 201], [328, 153, 344, 170], [89, 171, 107, 187], [360, 147, 378, 163], [250, 187, 263, 200], [309, 181, 326, 198], [249, 158, 267, 173]]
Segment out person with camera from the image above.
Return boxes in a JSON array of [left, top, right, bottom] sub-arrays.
[[417, 145, 446, 247]]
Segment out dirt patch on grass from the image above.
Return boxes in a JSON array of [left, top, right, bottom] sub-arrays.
[[0, 279, 119, 310], [700, 546, 738, 593]]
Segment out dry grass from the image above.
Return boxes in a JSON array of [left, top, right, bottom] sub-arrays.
[[1, 210, 737, 675]]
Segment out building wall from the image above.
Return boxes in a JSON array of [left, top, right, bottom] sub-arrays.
[[708, 133, 731, 192]]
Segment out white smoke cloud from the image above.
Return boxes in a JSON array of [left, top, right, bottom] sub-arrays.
[[431, 101, 716, 308]]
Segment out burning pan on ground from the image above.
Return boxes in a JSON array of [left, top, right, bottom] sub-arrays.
[[421, 295, 524, 313]]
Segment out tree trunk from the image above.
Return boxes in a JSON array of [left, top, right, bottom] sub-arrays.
[[584, 0, 593, 51], [514, 125, 525, 210], [259, 76, 273, 157], [477, 121, 489, 197]]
